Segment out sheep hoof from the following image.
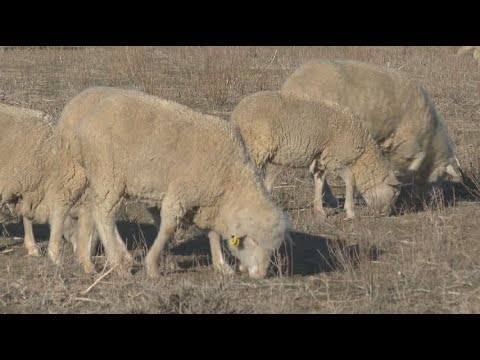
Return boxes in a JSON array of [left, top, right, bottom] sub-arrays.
[[214, 263, 235, 275], [47, 248, 61, 265], [343, 214, 356, 221], [146, 266, 160, 279], [313, 207, 328, 219], [26, 246, 41, 257], [82, 261, 96, 274]]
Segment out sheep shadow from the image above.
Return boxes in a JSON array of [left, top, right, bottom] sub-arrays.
[[1, 222, 50, 241], [112, 223, 381, 276], [167, 230, 382, 277], [392, 180, 478, 216], [286, 231, 381, 276], [324, 176, 477, 216], [1, 219, 381, 277], [105, 221, 213, 269]]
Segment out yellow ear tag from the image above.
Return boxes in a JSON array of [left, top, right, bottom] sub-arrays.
[[230, 235, 240, 247]]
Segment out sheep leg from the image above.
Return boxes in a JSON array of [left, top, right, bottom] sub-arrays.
[[146, 206, 178, 258], [144, 223, 176, 278], [264, 163, 284, 193], [208, 231, 234, 275], [74, 207, 97, 273], [338, 168, 356, 219], [47, 207, 70, 265], [313, 169, 328, 218], [144, 193, 188, 278], [92, 195, 133, 276], [23, 217, 40, 256]]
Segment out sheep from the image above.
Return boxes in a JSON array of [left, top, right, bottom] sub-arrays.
[[0, 104, 51, 256], [56, 86, 290, 279], [230, 90, 401, 219], [55, 89, 231, 275], [281, 60, 461, 188], [0, 103, 88, 262]]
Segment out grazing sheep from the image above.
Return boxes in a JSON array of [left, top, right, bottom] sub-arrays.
[[0, 103, 88, 261], [56, 86, 289, 279], [231, 90, 400, 219], [281, 60, 461, 187]]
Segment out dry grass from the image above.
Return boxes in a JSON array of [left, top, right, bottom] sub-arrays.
[[1, 46, 480, 313]]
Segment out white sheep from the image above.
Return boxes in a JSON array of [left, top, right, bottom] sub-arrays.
[[0, 103, 88, 262], [231, 90, 401, 219], [281, 60, 461, 188], [56, 86, 290, 279]]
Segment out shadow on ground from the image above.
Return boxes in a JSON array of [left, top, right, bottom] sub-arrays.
[[1, 221, 381, 278], [392, 180, 478, 216]]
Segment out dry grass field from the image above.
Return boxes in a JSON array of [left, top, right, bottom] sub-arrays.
[[0, 46, 479, 313]]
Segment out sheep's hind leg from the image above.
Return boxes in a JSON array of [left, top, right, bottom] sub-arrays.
[[93, 193, 132, 277], [313, 169, 328, 219], [74, 206, 97, 274], [23, 217, 40, 256]]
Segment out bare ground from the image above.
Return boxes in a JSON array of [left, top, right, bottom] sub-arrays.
[[0, 46, 479, 313]]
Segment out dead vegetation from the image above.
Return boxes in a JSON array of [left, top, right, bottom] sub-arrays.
[[0, 46, 479, 313]]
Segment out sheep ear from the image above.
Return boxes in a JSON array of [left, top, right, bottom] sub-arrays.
[[408, 151, 426, 172], [445, 164, 461, 180], [245, 236, 259, 247], [308, 159, 317, 174]]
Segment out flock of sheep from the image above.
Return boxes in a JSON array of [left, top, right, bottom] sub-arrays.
[[0, 59, 462, 280]]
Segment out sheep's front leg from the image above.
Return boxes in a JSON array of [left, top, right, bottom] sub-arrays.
[[208, 231, 234, 275], [22, 217, 40, 256], [338, 168, 356, 219], [144, 222, 175, 278], [144, 195, 184, 278]]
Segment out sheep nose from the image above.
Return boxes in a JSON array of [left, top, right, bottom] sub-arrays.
[[248, 265, 267, 279]]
